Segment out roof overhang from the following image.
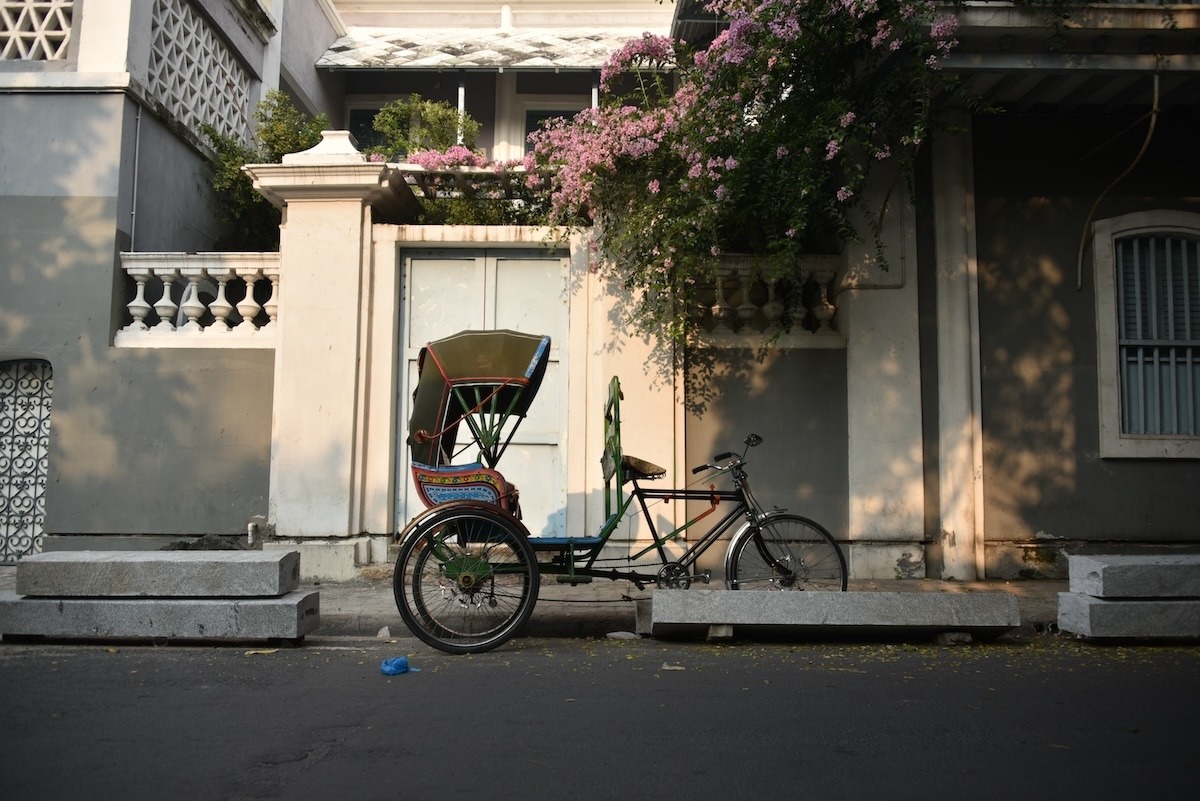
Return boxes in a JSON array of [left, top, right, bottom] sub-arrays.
[[668, 1, 1200, 113], [947, 5, 1200, 112], [317, 25, 665, 71]]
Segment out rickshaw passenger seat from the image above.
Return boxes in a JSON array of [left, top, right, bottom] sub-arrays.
[[622, 454, 666, 482], [411, 462, 520, 514]]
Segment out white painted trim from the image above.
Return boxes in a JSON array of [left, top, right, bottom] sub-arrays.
[[314, 0, 348, 36], [0, 73, 131, 91], [691, 331, 846, 350], [1093, 210, 1200, 459]]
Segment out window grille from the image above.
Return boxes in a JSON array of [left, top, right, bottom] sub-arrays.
[[0, 0, 73, 60], [1, 359, 52, 563], [147, 0, 252, 142], [1115, 234, 1200, 437]]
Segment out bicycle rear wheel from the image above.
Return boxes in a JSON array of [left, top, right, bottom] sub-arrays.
[[728, 514, 847, 591], [394, 505, 540, 654]]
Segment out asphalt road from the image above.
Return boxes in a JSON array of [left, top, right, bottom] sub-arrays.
[[2, 634, 1197, 801]]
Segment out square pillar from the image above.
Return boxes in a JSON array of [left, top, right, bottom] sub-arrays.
[[245, 133, 401, 546], [842, 166, 927, 579], [931, 116, 985, 580]]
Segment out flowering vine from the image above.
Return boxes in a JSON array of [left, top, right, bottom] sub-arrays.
[[527, 0, 963, 344]]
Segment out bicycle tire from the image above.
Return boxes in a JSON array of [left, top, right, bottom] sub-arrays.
[[394, 504, 540, 654], [727, 513, 847, 591]]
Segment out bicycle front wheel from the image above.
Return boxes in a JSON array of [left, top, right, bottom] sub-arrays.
[[728, 514, 847, 591], [394, 505, 539, 654]]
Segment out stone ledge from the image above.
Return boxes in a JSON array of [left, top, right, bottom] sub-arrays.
[[0, 590, 319, 642], [15, 551, 300, 598], [1057, 592, 1200, 639], [637, 590, 1019, 638], [1067, 554, 1200, 598]]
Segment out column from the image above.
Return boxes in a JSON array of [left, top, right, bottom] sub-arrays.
[[843, 166, 927, 579], [931, 115, 985, 580], [244, 132, 402, 548]]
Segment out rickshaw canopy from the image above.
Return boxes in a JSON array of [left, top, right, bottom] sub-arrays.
[[408, 329, 551, 469]]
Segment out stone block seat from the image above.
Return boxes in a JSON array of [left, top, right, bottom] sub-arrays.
[[0, 550, 319, 644], [638, 588, 1020, 641], [1057, 553, 1200, 639]]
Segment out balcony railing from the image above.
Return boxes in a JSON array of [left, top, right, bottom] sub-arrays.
[[115, 252, 279, 348], [690, 254, 845, 348]]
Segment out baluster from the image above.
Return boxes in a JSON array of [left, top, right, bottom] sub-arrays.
[[711, 271, 735, 332], [152, 270, 179, 332], [262, 268, 279, 329], [812, 268, 838, 334], [179, 268, 206, 332], [763, 280, 784, 330], [234, 268, 263, 332], [123, 266, 153, 332], [736, 269, 757, 331], [207, 268, 235, 333]]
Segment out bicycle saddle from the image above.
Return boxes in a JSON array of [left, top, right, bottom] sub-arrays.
[[622, 454, 666, 482]]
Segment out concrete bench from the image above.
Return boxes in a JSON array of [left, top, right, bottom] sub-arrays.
[[636, 589, 1019, 640], [0, 550, 318, 643], [0, 591, 319, 641], [15, 550, 301, 597], [1058, 554, 1200, 639]]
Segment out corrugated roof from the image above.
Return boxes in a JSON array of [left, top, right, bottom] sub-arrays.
[[317, 26, 662, 71]]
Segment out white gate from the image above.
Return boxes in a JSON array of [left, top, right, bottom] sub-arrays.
[[397, 249, 571, 536], [1, 359, 53, 563]]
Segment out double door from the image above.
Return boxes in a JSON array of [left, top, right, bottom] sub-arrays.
[[397, 249, 572, 537]]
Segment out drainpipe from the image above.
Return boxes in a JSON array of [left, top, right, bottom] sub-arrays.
[[130, 104, 142, 249]]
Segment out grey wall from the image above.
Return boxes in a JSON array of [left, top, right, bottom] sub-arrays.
[[121, 100, 225, 252], [685, 347, 849, 573], [970, 111, 1200, 546], [279, 0, 345, 117], [0, 91, 273, 538]]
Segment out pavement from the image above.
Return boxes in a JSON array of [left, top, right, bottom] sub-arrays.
[[310, 566, 1068, 642], [0, 562, 1068, 644]]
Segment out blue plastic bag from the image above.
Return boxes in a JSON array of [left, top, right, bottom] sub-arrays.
[[381, 656, 419, 675]]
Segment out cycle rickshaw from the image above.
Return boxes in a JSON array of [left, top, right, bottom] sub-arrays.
[[394, 329, 847, 653]]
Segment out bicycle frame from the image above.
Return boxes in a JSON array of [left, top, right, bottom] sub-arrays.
[[534, 467, 770, 589]]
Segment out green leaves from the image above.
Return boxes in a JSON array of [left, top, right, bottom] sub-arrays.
[[368, 95, 480, 160], [530, 0, 965, 347], [202, 90, 327, 250]]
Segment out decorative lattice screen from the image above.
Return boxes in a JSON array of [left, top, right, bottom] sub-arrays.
[[1, 360, 53, 563], [147, 0, 253, 142], [0, 0, 73, 60]]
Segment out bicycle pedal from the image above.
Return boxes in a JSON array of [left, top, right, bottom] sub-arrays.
[[698, 570, 712, 584], [555, 575, 593, 585]]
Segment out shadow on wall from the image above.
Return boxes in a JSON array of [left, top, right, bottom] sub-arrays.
[[683, 345, 849, 575], [977, 199, 1079, 546], [0, 92, 274, 538]]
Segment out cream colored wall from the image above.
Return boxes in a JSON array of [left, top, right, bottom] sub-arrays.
[[840, 168, 928, 579]]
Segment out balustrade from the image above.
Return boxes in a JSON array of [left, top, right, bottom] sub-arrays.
[[116, 253, 279, 348], [692, 254, 844, 346]]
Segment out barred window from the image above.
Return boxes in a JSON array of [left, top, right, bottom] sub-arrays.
[[1094, 212, 1200, 458], [1116, 234, 1199, 436]]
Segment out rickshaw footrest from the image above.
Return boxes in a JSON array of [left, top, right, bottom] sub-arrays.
[[555, 575, 594, 585]]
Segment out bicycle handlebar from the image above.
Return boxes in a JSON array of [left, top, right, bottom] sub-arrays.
[[691, 452, 741, 475], [690, 434, 761, 475]]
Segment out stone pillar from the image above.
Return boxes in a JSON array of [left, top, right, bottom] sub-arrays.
[[75, 0, 144, 76], [244, 132, 402, 578], [931, 116, 984, 580], [842, 167, 927, 579]]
